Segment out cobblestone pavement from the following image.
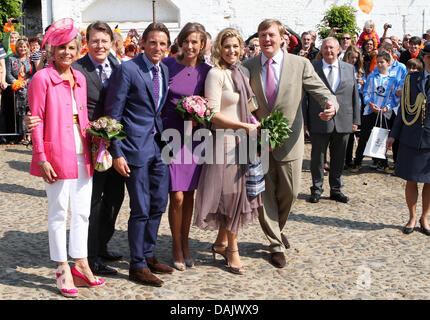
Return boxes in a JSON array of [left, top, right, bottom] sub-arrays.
[[0, 143, 429, 300]]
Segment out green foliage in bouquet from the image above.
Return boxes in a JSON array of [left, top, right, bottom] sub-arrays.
[[175, 95, 214, 125], [259, 111, 292, 149], [86, 116, 127, 140]]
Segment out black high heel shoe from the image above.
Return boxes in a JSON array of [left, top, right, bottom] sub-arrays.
[[419, 220, 430, 236], [211, 243, 227, 264]]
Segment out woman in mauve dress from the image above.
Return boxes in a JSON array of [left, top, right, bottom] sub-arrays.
[[193, 28, 262, 275], [161, 22, 211, 271]]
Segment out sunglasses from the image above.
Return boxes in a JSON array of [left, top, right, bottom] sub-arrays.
[[341, 37, 351, 40]]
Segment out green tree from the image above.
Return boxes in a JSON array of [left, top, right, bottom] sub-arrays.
[[0, 0, 23, 41], [317, 3, 359, 41]]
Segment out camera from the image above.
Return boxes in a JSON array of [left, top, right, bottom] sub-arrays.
[[387, 24, 392, 28], [249, 45, 255, 51]]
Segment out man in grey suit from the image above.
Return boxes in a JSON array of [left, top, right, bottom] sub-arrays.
[[302, 37, 361, 204], [244, 19, 338, 268]]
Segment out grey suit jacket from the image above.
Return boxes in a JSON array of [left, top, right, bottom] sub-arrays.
[[302, 60, 361, 134], [243, 51, 339, 161], [72, 53, 120, 121]]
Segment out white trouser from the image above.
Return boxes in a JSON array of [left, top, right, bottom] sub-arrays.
[[45, 154, 92, 262]]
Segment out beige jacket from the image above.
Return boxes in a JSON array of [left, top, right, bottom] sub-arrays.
[[243, 51, 339, 161]]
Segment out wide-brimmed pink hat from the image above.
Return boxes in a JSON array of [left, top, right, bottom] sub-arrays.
[[42, 18, 78, 49]]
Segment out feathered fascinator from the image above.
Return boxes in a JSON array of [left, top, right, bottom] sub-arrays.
[[42, 18, 78, 49]]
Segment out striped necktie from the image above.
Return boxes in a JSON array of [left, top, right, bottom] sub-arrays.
[[97, 65, 107, 83]]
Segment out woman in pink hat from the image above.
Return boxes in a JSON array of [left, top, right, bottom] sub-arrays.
[[28, 18, 104, 298]]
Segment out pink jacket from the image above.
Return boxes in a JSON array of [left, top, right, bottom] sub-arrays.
[[29, 62, 93, 179]]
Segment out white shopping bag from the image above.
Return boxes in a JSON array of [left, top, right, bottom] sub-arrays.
[[363, 111, 389, 159]]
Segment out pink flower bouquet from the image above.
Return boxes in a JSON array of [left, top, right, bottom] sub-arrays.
[[176, 95, 214, 124], [86, 116, 126, 172]]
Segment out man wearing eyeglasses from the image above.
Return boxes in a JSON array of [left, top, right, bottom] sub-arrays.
[[248, 37, 261, 58], [338, 33, 352, 61], [401, 34, 411, 54]]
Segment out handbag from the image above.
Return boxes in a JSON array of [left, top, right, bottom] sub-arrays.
[[363, 111, 390, 159], [246, 159, 265, 197]]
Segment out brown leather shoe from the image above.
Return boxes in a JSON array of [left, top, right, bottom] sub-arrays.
[[129, 267, 163, 287], [281, 233, 291, 249], [270, 252, 286, 268], [146, 256, 174, 274]]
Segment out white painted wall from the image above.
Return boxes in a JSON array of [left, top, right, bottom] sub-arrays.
[[82, 0, 179, 23], [46, 0, 430, 45]]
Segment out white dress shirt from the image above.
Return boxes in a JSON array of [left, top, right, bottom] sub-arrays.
[[260, 49, 284, 95], [322, 58, 340, 92], [71, 88, 84, 155], [338, 50, 346, 62]]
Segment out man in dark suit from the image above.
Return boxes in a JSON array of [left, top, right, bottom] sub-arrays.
[[303, 37, 361, 204], [104, 22, 173, 287], [72, 22, 125, 275]]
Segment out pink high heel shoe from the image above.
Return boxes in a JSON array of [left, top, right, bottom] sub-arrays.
[[56, 266, 79, 298], [71, 266, 104, 288]]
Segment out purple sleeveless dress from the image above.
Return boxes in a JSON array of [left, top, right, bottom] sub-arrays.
[[161, 57, 211, 191]]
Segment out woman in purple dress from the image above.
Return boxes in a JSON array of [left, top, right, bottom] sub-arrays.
[[162, 23, 211, 271]]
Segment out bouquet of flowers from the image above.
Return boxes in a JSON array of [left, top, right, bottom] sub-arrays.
[[176, 95, 214, 125], [258, 110, 292, 150], [86, 116, 126, 172]]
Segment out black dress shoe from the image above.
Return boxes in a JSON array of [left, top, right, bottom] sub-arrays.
[[281, 233, 290, 249], [309, 193, 320, 203], [99, 250, 123, 261], [402, 225, 415, 234], [419, 221, 430, 236], [329, 192, 349, 203], [90, 262, 118, 275]]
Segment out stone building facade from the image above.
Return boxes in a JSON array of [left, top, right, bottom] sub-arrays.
[[21, 0, 430, 44]]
